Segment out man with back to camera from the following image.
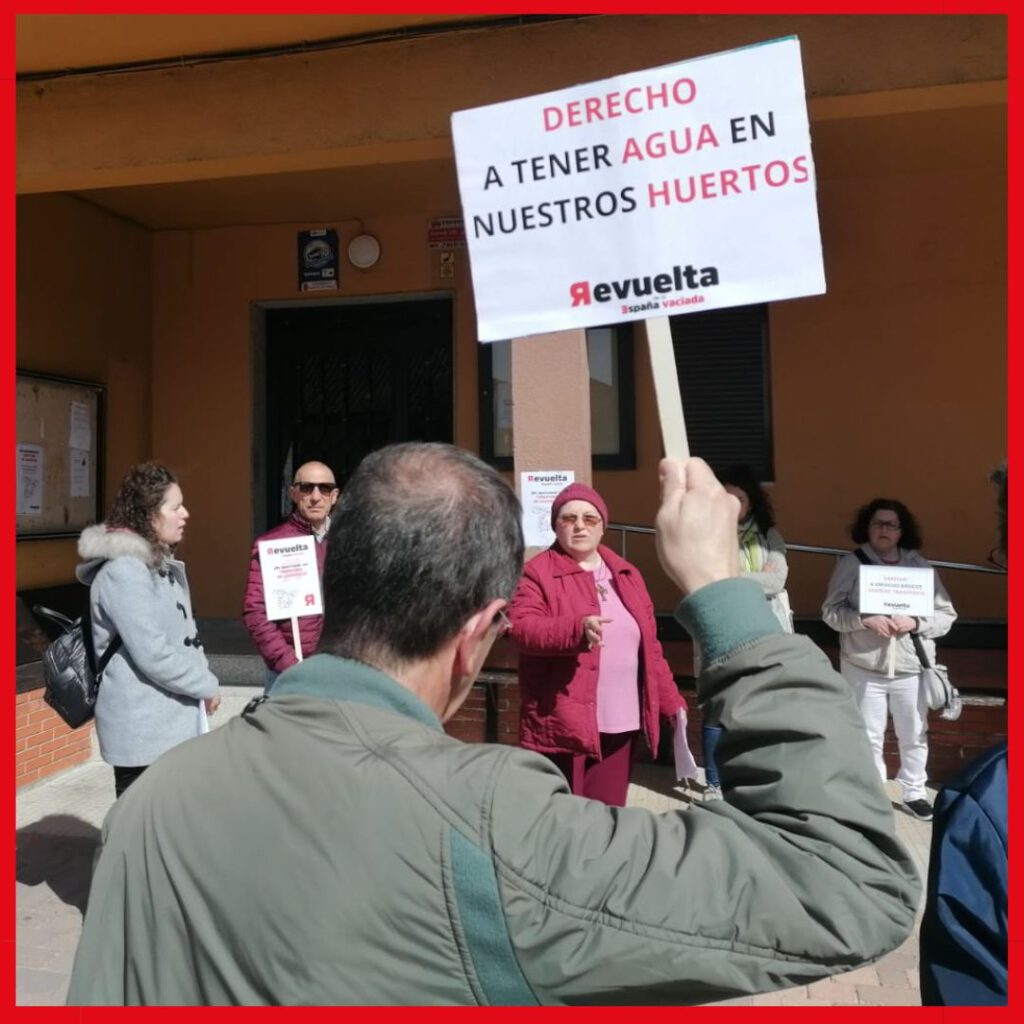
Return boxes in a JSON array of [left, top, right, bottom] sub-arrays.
[[243, 460, 339, 690], [918, 464, 1007, 1006], [68, 443, 920, 1006]]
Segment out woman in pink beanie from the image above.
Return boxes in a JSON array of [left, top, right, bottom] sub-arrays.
[[507, 482, 685, 805]]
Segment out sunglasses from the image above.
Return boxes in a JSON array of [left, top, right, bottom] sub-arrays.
[[557, 513, 602, 528], [293, 482, 337, 495]]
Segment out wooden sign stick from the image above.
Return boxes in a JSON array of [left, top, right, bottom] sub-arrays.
[[291, 615, 304, 663], [644, 316, 690, 461]]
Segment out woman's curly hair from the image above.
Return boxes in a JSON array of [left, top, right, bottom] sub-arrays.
[[850, 498, 923, 552], [107, 463, 178, 552]]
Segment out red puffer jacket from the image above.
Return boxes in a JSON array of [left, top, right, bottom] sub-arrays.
[[242, 512, 328, 672], [508, 544, 684, 760]]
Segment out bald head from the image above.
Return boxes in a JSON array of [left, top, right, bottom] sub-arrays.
[[291, 461, 339, 531]]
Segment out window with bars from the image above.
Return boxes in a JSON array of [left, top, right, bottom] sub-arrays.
[[669, 304, 774, 480]]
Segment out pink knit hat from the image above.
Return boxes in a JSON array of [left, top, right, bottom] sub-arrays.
[[550, 482, 609, 529]]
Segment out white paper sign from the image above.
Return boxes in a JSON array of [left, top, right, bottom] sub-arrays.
[[69, 448, 90, 497], [673, 708, 699, 782], [257, 536, 323, 621], [521, 469, 575, 548], [69, 401, 92, 451], [452, 36, 824, 341], [17, 443, 44, 515], [858, 566, 935, 618]]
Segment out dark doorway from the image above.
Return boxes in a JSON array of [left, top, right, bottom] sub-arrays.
[[262, 297, 453, 526]]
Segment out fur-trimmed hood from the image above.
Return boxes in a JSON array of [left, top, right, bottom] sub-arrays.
[[76, 523, 159, 583]]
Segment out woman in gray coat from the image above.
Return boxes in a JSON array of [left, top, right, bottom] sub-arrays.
[[77, 463, 220, 796]]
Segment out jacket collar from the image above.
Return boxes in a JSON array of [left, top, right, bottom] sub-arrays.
[[270, 653, 443, 731], [289, 509, 330, 539], [547, 543, 631, 578]]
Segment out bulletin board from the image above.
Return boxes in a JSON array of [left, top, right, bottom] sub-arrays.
[[16, 370, 105, 539]]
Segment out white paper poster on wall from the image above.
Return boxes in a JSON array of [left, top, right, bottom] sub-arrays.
[[858, 565, 935, 618], [69, 448, 90, 497], [521, 470, 575, 548], [453, 36, 824, 340], [257, 536, 323, 621], [69, 401, 92, 451], [17, 443, 44, 515]]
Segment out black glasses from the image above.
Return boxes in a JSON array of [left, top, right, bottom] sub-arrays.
[[293, 482, 337, 495], [493, 609, 512, 638]]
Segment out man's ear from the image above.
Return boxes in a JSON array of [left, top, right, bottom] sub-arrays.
[[452, 598, 505, 677]]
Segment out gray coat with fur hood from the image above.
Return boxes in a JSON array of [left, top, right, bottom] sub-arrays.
[[77, 524, 219, 767]]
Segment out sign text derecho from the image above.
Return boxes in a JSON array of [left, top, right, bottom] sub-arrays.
[[452, 37, 824, 341]]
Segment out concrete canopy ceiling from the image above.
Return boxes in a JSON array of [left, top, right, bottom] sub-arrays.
[[17, 13, 512, 231], [15, 13, 506, 75], [72, 159, 462, 232]]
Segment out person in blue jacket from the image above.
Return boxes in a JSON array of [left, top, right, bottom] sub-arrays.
[[919, 464, 1007, 1005]]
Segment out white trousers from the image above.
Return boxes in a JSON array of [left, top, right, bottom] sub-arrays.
[[841, 661, 929, 801]]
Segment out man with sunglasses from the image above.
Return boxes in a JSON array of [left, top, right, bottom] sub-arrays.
[[71, 444, 918, 1006], [243, 461, 339, 688]]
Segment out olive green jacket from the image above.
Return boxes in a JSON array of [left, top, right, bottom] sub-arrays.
[[68, 579, 919, 1006]]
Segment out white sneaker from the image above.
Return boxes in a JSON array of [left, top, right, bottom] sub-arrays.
[[704, 784, 723, 802]]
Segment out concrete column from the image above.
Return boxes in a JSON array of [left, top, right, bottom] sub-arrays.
[[511, 329, 591, 559]]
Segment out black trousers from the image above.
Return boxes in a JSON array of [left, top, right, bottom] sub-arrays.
[[113, 764, 148, 798]]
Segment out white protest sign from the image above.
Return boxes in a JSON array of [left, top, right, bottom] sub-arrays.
[[858, 565, 935, 618], [257, 536, 323, 621], [521, 470, 575, 548], [452, 36, 824, 341]]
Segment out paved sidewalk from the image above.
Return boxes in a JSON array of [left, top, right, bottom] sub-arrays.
[[17, 710, 933, 1006]]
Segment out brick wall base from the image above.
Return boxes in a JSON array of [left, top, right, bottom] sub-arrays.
[[444, 674, 1006, 787], [16, 688, 94, 788]]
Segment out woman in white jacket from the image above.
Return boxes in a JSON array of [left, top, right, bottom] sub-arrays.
[[77, 463, 220, 797], [822, 498, 957, 822]]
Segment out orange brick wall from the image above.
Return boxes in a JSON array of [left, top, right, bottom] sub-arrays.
[[16, 687, 94, 787], [444, 677, 1006, 786]]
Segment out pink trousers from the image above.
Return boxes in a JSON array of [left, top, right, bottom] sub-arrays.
[[546, 731, 637, 806]]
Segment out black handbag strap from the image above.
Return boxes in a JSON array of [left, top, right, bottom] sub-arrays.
[[851, 547, 871, 566], [82, 599, 123, 678], [909, 631, 932, 670]]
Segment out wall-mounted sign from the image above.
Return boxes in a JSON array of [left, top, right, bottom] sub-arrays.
[[298, 229, 339, 292], [452, 37, 824, 340], [858, 565, 935, 618], [427, 217, 466, 249]]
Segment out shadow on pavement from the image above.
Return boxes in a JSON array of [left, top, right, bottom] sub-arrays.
[[17, 816, 99, 917]]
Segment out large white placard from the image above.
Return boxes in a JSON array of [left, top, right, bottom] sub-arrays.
[[453, 37, 824, 341], [257, 536, 323, 621], [858, 565, 935, 618], [521, 469, 575, 548]]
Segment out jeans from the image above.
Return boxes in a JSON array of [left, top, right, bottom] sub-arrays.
[[701, 723, 724, 788]]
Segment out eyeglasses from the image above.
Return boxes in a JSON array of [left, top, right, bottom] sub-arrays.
[[293, 482, 337, 495], [869, 520, 902, 532], [493, 609, 512, 638], [557, 513, 602, 528]]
